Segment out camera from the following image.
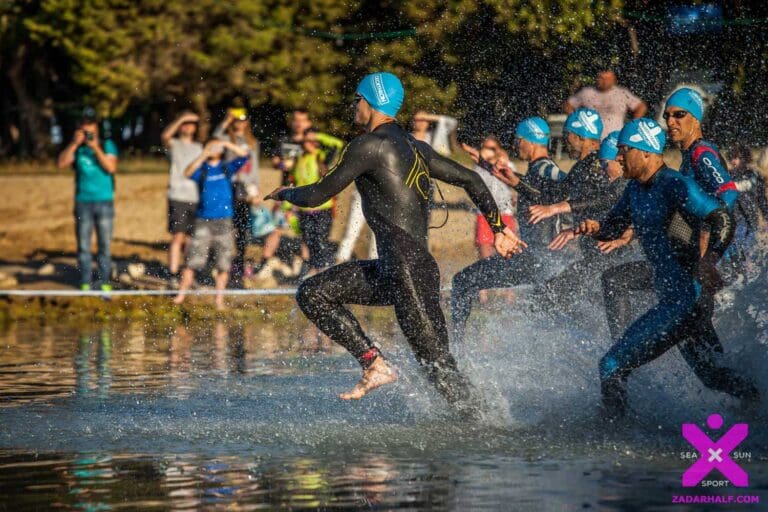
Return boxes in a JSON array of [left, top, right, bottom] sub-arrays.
[[84, 131, 94, 142]]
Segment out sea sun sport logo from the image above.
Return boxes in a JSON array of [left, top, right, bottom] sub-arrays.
[[690, 90, 704, 110], [629, 121, 662, 151], [682, 413, 749, 487], [372, 74, 390, 105], [527, 120, 546, 140], [574, 110, 599, 135]]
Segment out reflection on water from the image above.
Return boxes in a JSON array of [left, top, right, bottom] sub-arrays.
[[0, 321, 766, 510]]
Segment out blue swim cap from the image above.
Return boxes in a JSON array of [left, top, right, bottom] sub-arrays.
[[618, 118, 666, 155], [515, 117, 550, 145], [356, 72, 404, 117], [564, 108, 603, 141], [599, 131, 620, 161], [665, 87, 704, 121]]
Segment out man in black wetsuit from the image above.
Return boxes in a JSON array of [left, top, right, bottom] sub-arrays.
[[266, 72, 524, 407], [451, 116, 567, 342], [530, 109, 630, 312]]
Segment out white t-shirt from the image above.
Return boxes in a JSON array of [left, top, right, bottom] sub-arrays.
[[475, 164, 514, 214], [167, 138, 203, 203], [568, 86, 642, 137]]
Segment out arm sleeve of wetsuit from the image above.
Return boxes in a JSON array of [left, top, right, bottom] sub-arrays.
[[420, 142, 505, 233], [673, 175, 734, 257], [277, 136, 376, 207], [694, 147, 739, 209], [570, 185, 620, 216], [595, 188, 632, 240]]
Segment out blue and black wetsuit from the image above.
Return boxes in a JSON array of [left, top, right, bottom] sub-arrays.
[[277, 122, 504, 408], [450, 157, 567, 342], [593, 166, 758, 416], [601, 140, 739, 340]]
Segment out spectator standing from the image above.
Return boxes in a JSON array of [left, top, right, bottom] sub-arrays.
[[291, 127, 344, 277], [161, 111, 202, 282], [174, 140, 249, 310], [461, 136, 518, 304], [57, 108, 118, 291], [411, 110, 458, 155], [565, 68, 647, 138], [213, 106, 261, 286]]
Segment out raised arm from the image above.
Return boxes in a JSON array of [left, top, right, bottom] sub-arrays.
[[162, 112, 199, 147], [270, 136, 377, 207]]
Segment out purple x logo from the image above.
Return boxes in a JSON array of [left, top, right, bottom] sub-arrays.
[[682, 413, 748, 487]]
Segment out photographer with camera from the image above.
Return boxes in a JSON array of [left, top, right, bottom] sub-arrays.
[[57, 107, 119, 291]]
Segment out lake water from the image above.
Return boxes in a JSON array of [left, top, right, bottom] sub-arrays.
[[1, 287, 767, 510]]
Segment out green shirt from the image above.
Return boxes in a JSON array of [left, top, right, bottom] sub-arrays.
[[74, 139, 118, 202]]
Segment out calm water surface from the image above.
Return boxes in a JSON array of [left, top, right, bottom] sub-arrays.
[[0, 317, 766, 510]]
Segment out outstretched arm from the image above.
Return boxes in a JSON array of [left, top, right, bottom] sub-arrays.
[[267, 136, 376, 206]]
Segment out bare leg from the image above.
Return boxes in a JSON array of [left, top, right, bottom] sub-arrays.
[[173, 268, 195, 304], [169, 232, 187, 275], [262, 230, 281, 260], [214, 270, 229, 310]]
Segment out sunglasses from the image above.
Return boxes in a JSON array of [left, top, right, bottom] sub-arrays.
[[353, 94, 363, 105], [663, 110, 689, 120]]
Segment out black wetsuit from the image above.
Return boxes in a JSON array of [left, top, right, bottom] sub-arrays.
[[450, 157, 567, 342], [277, 122, 504, 406], [533, 152, 630, 310]]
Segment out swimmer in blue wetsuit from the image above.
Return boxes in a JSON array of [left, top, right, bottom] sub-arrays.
[[572, 119, 759, 418], [601, 88, 741, 340]]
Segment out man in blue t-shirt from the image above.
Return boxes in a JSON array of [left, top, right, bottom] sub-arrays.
[[57, 108, 119, 291], [173, 140, 249, 310]]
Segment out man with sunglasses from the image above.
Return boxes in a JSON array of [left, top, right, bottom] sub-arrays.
[[451, 117, 567, 342], [571, 118, 759, 418], [265, 72, 524, 413], [601, 88, 741, 341]]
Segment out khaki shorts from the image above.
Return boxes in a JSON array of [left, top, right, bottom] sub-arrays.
[[187, 219, 234, 272]]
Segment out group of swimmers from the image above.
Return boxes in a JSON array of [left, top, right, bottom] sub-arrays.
[[265, 71, 762, 419]]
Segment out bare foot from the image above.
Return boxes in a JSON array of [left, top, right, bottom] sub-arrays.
[[478, 289, 489, 305], [339, 357, 397, 400], [173, 293, 185, 305]]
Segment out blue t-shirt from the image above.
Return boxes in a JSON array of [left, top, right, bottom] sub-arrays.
[[74, 139, 118, 202], [190, 157, 248, 220]]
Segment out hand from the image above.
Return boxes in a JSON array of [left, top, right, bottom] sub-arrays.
[[528, 204, 556, 224], [574, 219, 601, 236], [72, 129, 86, 146], [548, 229, 577, 251], [265, 186, 290, 201], [491, 162, 520, 186], [494, 226, 527, 259], [84, 131, 100, 149], [698, 254, 725, 294], [181, 112, 200, 123], [461, 143, 480, 163], [597, 239, 626, 254]]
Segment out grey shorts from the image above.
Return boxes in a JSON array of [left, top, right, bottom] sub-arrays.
[[187, 219, 234, 272]]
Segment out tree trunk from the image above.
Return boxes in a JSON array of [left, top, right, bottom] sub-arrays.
[[7, 43, 46, 158]]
